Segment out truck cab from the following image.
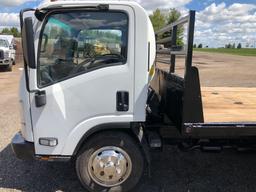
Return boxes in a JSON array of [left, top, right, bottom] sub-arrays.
[[11, 1, 256, 192], [13, 1, 155, 191]]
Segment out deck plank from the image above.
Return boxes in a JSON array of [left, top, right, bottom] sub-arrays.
[[202, 87, 256, 122]]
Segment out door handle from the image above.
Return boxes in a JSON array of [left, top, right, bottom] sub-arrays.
[[116, 91, 129, 112], [35, 90, 46, 107]]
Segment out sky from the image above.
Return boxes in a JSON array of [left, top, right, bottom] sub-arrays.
[[0, 0, 255, 47]]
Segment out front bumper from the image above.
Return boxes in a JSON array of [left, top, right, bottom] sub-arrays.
[[0, 59, 11, 66], [11, 132, 35, 160]]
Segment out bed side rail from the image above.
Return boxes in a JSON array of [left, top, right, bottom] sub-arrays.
[[155, 10, 204, 131], [155, 10, 195, 73]]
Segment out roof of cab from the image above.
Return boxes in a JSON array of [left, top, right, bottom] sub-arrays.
[[38, 0, 140, 10]]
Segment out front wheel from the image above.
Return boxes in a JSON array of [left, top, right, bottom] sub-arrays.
[[76, 131, 144, 192], [7, 63, 12, 71]]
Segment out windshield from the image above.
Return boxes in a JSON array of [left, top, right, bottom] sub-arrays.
[[38, 11, 128, 87], [0, 39, 8, 48]]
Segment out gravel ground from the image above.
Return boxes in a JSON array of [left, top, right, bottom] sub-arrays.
[[1, 53, 256, 192]]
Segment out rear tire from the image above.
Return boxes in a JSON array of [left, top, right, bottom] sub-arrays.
[[76, 131, 144, 192]]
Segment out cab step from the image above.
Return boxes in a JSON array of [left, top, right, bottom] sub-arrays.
[[200, 145, 222, 152]]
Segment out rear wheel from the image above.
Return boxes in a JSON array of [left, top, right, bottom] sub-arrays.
[[76, 131, 144, 192]]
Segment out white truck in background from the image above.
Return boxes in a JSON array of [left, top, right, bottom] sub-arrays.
[[0, 38, 13, 71], [0, 35, 16, 65], [11, 1, 256, 192]]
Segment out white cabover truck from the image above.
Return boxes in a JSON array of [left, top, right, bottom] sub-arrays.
[[12, 1, 256, 192], [0, 38, 13, 71], [0, 35, 16, 65]]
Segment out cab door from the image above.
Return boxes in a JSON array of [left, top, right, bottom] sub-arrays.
[[30, 5, 135, 155]]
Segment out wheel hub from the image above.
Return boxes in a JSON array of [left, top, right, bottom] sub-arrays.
[[88, 147, 132, 187]]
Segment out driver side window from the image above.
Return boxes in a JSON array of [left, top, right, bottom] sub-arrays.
[[38, 11, 128, 88]]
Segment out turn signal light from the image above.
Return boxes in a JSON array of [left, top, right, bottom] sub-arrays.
[[39, 138, 58, 147]]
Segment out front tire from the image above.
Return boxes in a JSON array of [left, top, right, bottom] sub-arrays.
[[7, 63, 12, 71], [76, 131, 144, 192]]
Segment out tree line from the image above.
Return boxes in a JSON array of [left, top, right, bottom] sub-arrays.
[[225, 43, 242, 49], [193, 43, 242, 49], [0, 27, 21, 37], [149, 8, 184, 46]]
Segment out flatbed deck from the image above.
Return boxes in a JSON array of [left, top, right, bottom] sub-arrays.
[[202, 87, 256, 122], [156, 52, 256, 123]]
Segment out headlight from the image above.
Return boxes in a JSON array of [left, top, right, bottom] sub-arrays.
[[4, 51, 9, 58]]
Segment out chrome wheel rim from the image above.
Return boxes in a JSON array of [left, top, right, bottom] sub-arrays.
[[88, 146, 132, 187]]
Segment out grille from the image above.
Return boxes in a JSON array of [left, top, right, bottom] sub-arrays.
[[0, 50, 3, 60]]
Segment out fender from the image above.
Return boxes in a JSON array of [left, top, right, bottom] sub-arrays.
[[69, 122, 151, 166], [72, 122, 131, 156], [58, 114, 134, 156]]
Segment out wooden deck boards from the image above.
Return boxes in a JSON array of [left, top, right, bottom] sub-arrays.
[[202, 87, 256, 122]]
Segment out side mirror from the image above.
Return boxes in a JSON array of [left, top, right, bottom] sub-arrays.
[[13, 44, 17, 50], [22, 17, 36, 69]]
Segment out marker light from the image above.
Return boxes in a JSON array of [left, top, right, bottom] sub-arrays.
[[39, 138, 58, 147]]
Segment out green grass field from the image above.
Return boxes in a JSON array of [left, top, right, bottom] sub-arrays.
[[194, 48, 256, 57]]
